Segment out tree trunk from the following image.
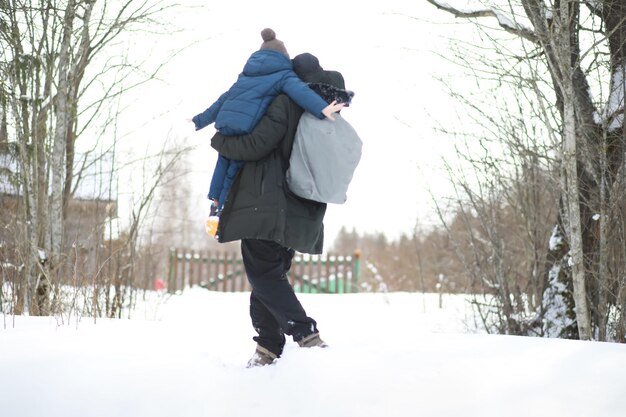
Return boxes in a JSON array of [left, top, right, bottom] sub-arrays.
[[561, 89, 592, 340], [47, 0, 77, 314]]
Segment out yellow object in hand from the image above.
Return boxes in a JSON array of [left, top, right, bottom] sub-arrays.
[[205, 216, 219, 238]]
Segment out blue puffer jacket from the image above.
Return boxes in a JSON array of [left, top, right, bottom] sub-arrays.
[[193, 50, 328, 135]]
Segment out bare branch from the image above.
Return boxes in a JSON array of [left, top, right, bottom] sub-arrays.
[[584, 0, 603, 18], [426, 0, 538, 43]]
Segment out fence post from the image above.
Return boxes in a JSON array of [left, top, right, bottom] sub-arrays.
[[437, 273, 445, 309], [331, 254, 339, 293], [222, 252, 226, 292], [167, 248, 176, 293], [352, 249, 361, 293], [188, 250, 195, 288], [208, 251, 216, 290]]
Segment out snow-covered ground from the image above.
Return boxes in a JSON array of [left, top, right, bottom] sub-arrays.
[[1, 289, 625, 417]]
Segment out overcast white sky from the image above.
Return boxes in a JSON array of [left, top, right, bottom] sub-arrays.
[[113, 0, 481, 248]]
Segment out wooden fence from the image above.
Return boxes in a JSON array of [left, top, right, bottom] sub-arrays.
[[167, 249, 361, 294]]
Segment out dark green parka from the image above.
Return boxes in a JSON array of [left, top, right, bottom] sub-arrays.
[[211, 94, 327, 254]]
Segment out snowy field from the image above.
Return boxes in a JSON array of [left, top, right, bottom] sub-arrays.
[[1, 289, 625, 417]]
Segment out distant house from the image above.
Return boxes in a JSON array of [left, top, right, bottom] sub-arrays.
[[0, 141, 117, 260]]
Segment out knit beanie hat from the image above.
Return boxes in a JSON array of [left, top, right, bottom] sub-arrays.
[[260, 28, 289, 58]]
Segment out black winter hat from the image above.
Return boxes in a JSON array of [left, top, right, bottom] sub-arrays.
[[293, 53, 352, 105], [292, 53, 323, 78]]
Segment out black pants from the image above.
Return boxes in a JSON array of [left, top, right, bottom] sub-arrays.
[[241, 238, 318, 356]]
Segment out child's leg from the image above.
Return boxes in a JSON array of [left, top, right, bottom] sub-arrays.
[[208, 154, 231, 202], [217, 159, 244, 210]]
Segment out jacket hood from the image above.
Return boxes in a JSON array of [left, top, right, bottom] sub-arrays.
[[243, 50, 293, 76]]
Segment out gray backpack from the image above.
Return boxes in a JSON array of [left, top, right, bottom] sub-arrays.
[[286, 112, 362, 204]]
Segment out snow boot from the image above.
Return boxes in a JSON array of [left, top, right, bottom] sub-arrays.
[[246, 344, 278, 368], [297, 332, 328, 348]]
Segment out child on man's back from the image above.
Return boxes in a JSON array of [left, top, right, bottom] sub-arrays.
[[191, 28, 343, 238]]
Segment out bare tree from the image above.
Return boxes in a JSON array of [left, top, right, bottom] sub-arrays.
[[427, 0, 626, 341], [0, 0, 180, 316]]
